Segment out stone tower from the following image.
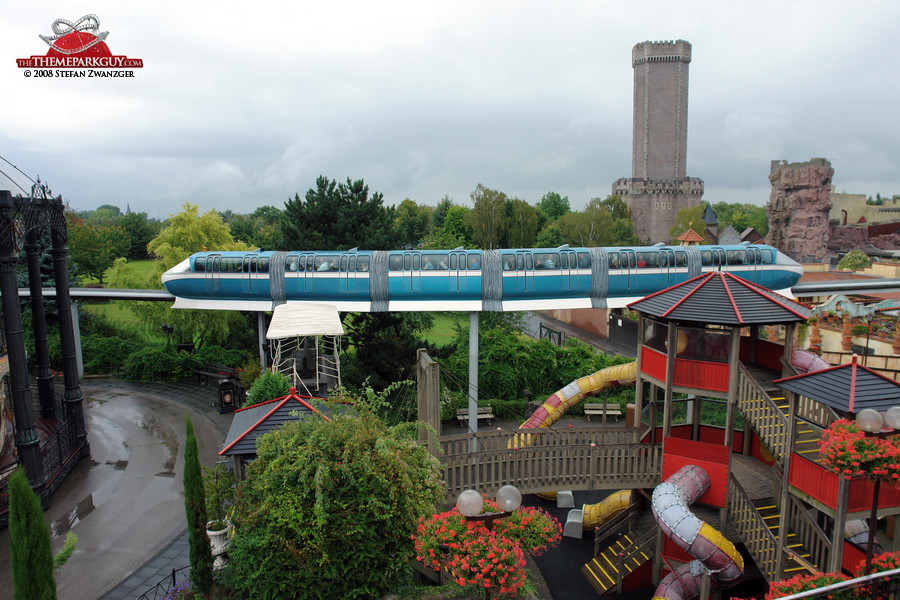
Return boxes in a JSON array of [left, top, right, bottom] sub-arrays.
[[613, 40, 704, 243], [766, 158, 833, 262]]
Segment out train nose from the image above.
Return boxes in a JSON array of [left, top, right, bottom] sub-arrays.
[[161, 257, 191, 285]]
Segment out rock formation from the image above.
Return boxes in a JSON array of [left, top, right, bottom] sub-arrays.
[[766, 158, 834, 262]]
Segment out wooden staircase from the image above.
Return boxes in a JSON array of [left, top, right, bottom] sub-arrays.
[[753, 498, 820, 575], [582, 530, 655, 595]]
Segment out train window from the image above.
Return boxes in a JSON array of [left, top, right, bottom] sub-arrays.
[[700, 251, 711, 266], [340, 256, 349, 272], [403, 254, 412, 270], [636, 252, 658, 268], [222, 257, 242, 273], [258, 258, 269, 273], [285, 256, 298, 272], [467, 253, 481, 270], [413, 254, 421, 270], [305, 256, 314, 271], [194, 259, 205, 273], [432, 254, 448, 270], [660, 253, 668, 267], [513, 254, 522, 270], [559, 253, 568, 269], [577, 253, 590, 268], [534, 252, 559, 269], [389, 255, 402, 271], [349, 256, 356, 272], [726, 250, 745, 265], [627, 253, 637, 268], [675, 252, 687, 267], [357, 256, 369, 272], [502, 255, 516, 271], [760, 249, 774, 264], [449, 254, 458, 270], [608, 253, 620, 269]]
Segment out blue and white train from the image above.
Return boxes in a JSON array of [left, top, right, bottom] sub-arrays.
[[161, 244, 803, 312]]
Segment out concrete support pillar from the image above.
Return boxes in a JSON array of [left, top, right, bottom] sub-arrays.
[[0, 191, 44, 489], [257, 312, 267, 368], [48, 198, 89, 456], [468, 311, 479, 438]]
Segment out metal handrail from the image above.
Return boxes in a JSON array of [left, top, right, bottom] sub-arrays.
[[135, 565, 191, 600]]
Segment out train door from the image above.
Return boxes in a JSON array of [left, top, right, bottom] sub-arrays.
[[400, 252, 422, 293], [660, 249, 677, 287], [448, 251, 467, 292], [559, 250, 577, 291], [205, 255, 220, 295], [745, 247, 761, 283], [620, 250, 638, 289], [242, 256, 257, 295], [339, 254, 352, 294], [515, 251, 533, 294]]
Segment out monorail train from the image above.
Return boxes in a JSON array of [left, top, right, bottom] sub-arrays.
[[161, 244, 803, 312]]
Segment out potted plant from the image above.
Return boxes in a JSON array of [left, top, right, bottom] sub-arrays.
[[203, 463, 235, 569]]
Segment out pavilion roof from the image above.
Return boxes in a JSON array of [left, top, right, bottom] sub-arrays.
[[775, 355, 900, 414], [628, 272, 812, 326]]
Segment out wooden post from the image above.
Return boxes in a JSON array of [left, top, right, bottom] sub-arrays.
[[635, 314, 645, 436], [417, 349, 441, 458], [663, 322, 676, 440], [829, 477, 850, 572], [776, 390, 798, 579], [721, 327, 741, 528], [809, 318, 822, 355]]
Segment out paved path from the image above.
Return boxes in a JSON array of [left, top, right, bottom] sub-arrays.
[[0, 378, 230, 600]]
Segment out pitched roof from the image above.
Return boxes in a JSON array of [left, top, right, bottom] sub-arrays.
[[266, 303, 344, 339], [774, 355, 900, 414], [628, 272, 812, 326], [676, 228, 705, 243], [703, 203, 718, 226], [219, 388, 331, 456]]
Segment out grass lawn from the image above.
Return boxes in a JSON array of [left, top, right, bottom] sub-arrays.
[[423, 313, 465, 346], [78, 258, 157, 286]]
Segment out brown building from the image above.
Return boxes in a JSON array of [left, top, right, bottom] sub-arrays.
[[613, 40, 704, 244]]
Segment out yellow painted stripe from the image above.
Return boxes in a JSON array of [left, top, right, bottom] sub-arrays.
[[591, 559, 615, 585], [584, 562, 605, 586]]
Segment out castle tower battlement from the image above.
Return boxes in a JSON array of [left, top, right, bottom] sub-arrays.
[[615, 39, 703, 243]]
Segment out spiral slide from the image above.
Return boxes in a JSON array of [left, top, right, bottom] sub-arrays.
[[652, 465, 743, 600]]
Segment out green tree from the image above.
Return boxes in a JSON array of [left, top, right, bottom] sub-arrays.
[[394, 198, 433, 248], [282, 176, 398, 250], [710, 202, 769, 237], [184, 415, 213, 596], [838, 249, 869, 271], [109, 203, 251, 348], [535, 222, 565, 248], [467, 184, 509, 249], [506, 198, 539, 248], [341, 312, 434, 392], [669, 205, 709, 244], [432, 195, 454, 229], [538, 191, 570, 220], [557, 196, 639, 247], [9, 467, 57, 600], [67, 213, 130, 284], [246, 370, 292, 405], [442, 205, 473, 246], [229, 409, 443, 600], [228, 205, 286, 251], [119, 211, 161, 260]]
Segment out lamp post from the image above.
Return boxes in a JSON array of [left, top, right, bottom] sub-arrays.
[[855, 407, 900, 575], [455, 485, 522, 600]]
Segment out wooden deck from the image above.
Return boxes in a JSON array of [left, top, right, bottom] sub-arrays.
[[732, 453, 777, 502]]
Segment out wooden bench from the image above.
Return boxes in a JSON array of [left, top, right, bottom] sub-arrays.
[[456, 406, 495, 426], [583, 402, 622, 421]]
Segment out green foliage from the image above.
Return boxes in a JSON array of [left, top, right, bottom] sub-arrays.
[[9, 467, 57, 600], [838, 249, 870, 271], [557, 195, 639, 247], [229, 410, 443, 600], [669, 205, 708, 244], [195, 345, 251, 370], [538, 191, 571, 220], [67, 213, 130, 284], [394, 198, 433, 248], [246, 370, 291, 405], [443, 323, 633, 417], [467, 184, 509, 249], [239, 357, 263, 390], [118, 211, 161, 260], [121, 347, 201, 382], [203, 463, 236, 529], [710, 202, 769, 237], [184, 415, 213, 596], [227, 205, 286, 251], [341, 312, 434, 391], [505, 198, 539, 248], [282, 176, 398, 250], [851, 323, 871, 336], [534, 222, 565, 248]]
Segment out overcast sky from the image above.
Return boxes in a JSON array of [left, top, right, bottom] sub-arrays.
[[2, 1, 898, 220]]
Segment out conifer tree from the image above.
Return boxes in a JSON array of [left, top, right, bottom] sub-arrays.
[[9, 467, 57, 600], [184, 415, 213, 595]]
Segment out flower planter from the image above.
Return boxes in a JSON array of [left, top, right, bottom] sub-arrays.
[[206, 520, 232, 570]]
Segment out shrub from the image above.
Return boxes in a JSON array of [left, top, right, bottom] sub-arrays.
[[9, 467, 58, 600], [80, 335, 135, 376], [228, 409, 443, 600], [121, 347, 201, 382], [245, 370, 291, 405], [204, 463, 236, 530], [195, 345, 251, 370]]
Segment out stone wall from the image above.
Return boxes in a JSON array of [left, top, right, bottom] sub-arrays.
[[766, 158, 834, 262]]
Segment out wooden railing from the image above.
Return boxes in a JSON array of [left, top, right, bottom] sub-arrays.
[[796, 395, 838, 429], [441, 427, 661, 501], [736, 363, 788, 464], [728, 473, 779, 581], [614, 529, 657, 595], [786, 495, 831, 571]]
